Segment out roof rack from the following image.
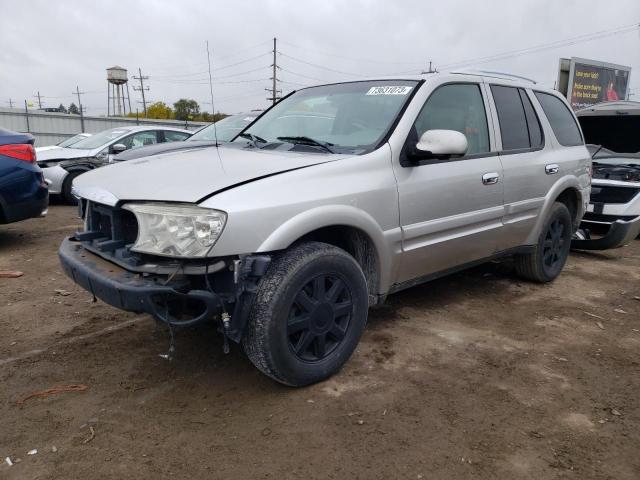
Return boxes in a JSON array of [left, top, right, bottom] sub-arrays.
[[450, 69, 537, 84]]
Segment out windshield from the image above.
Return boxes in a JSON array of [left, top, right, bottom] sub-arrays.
[[234, 80, 419, 153], [57, 133, 89, 148], [70, 127, 132, 149], [190, 113, 259, 142]]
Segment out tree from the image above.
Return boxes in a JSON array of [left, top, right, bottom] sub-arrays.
[[57, 104, 67, 114], [68, 102, 79, 115], [173, 98, 200, 121], [195, 111, 228, 122], [146, 102, 174, 119]]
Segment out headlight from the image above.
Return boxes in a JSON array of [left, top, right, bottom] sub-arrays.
[[123, 203, 226, 258]]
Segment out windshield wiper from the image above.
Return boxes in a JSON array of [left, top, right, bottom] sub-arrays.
[[239, 132, 268, 148], [277, 136, 335, 153]]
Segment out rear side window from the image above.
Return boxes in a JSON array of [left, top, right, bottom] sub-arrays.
[[164, 131, 191, 142], [534, 92, 583, 147], [519, 90, 543, 148], [491, 85, 530, 150]]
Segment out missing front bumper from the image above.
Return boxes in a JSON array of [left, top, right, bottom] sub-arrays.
[[58, 237, 221, 326]]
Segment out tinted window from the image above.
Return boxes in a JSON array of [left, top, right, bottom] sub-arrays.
[[412, 83, 490, 155], [491, 85, 530, 150], [519, 90, 543, 148], [534, 92, 583, 147], [164, 131, 190, 142]]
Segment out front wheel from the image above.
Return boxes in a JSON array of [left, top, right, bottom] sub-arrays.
[[514, 202, 573, 283], [242, 242, 369, 386], [61, 170, 83, 205]]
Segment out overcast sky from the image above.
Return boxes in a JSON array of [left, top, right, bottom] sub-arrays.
[[1, 0, 639, 116]]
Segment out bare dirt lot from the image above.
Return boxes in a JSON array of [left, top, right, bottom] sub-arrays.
[[1, 205, 639, 479]]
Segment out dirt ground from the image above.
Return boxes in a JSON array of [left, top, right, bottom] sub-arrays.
[[1, 205, 639, 480]]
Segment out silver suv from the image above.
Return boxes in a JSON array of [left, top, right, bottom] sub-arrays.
[[59, 72, 591, 386]]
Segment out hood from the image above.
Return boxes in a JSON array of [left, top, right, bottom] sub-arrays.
[[36, 145, 63, 153], [36, 147, 95, 162], [578, 114, 640, 154], [113, 140, 217, 162], [73, 144, 350, 206]]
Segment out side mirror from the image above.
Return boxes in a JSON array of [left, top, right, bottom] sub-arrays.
[[409, 129, 468, 161], [110, 143, 127, 154]]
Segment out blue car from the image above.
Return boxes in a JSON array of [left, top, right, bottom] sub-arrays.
[[0, 128, 48, 224]]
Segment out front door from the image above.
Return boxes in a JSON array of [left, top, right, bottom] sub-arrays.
[[393, 82, 504, 284]]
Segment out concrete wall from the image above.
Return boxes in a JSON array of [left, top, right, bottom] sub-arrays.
[[0, 108, 207, 146]]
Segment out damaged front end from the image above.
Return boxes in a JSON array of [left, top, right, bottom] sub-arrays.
[[59, 200, 271, 351], [573, 103, 640, 250], [572, 152, 640, 250]]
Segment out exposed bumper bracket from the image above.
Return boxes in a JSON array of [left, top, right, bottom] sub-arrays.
[[59, 237, 221, 327]]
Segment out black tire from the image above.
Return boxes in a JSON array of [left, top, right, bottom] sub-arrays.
[[61, 170, 83, 205], [242, 241, 369, 386], [514, 202, 572, 283]]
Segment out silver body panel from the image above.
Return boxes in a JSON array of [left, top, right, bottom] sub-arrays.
[[73, 73, 591, 296]]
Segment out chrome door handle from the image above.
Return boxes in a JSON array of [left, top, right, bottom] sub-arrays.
[[545, 164, 559, 175], [482, 172, 499, 185]]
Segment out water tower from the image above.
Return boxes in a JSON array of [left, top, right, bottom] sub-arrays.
[[107, 66, 132, 116]]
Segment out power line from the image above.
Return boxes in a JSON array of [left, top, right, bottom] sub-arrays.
[[278, 39, 424, 66], [211, 51, 271, 72], [153, 65, 271, 83], [439, 22, 640, 70], [278, 67, 326, 82], [278, 52, 369, 78]]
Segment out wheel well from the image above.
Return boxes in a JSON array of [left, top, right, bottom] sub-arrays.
[[555, 188, 580, 230], [297, 226, 380, 298]]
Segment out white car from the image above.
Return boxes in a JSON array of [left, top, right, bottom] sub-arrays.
[[36, 126, 191, 203], [572, 101, 640, 249], [37, 133, 92, 153]]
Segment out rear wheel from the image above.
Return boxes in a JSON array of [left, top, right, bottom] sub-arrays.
[[61, 170, 83, 205], [242, 242, 369, 386], [515, 202, 572, 282]]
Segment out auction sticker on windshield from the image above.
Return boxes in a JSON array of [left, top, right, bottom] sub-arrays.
[[366, 86, 413, 95]]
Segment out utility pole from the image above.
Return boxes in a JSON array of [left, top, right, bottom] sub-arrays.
[[421, 61, 437, 74], [24, 100, 30, 132], [133, 68, 149, 116], [267, 37, 281, 104], [8, 98, 14, 108], [75, 86, 85, 132], [35, 91, 42, 109]]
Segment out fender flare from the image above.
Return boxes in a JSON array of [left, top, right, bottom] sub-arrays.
[[525, 175, 585, 244], [256, 205, 394, 292]]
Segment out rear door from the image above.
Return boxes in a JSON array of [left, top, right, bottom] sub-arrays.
[[393, 81, 505, 284], [488, 84, 556, 250]]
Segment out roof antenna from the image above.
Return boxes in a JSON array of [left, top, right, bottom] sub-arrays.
[[206, 40, 220, 147]]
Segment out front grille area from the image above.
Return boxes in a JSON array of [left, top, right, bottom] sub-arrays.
[[590, 186, 640, 204], [76, 200, 142, 266]]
